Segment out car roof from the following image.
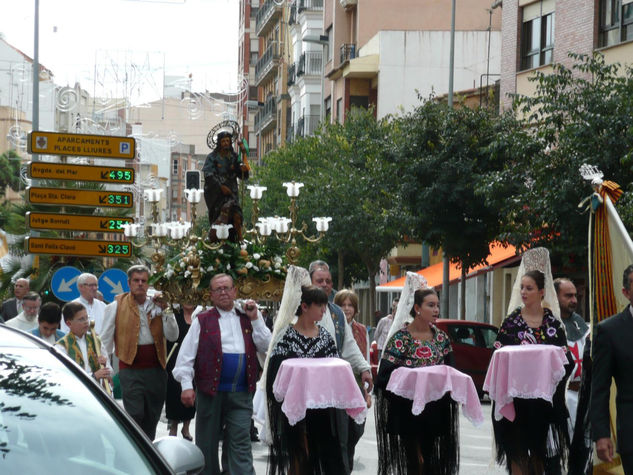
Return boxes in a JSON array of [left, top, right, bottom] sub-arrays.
[[0, 324, 48, 349]]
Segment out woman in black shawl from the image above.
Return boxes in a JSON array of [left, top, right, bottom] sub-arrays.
[[375, 284, 457, 475], [266, 284, 345, 474]]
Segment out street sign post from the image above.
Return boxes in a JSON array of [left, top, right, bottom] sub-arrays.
[[27, 212, 133, 233], [28, 162, 135, 184], [26, 237, 133, 258], [98, 268, 130, 303], [50, 266, 82, 301], [28, 131, 135, 159], [28, 187, 133, 208]]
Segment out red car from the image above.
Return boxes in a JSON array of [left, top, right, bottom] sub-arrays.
[[434, 319, 498, 397], [370, 319, 498, 397]]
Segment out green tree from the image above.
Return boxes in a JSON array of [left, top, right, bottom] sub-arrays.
[[0, 150, 23, 195], [395, 98, 524, 317], [253, 108, 407, 318], [484, 53, 633, 264]]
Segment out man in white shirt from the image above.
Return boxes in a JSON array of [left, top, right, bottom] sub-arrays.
[[63, 272, 106, 334], [5, 291, 40, 332], [101, 264, 178, 440], [375, 298, 399, 351], [173, 273, 270, 475]]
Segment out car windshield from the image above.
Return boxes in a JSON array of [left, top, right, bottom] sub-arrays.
[[0, 347, 159, 474]]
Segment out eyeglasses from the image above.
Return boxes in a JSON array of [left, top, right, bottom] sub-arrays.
[[211, 286, 233, 294], [73, 317, 89, 323], [81, 283, 98, 287]]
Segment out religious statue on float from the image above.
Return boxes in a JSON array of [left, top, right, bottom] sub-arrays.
[[203, 120, 250, 242]]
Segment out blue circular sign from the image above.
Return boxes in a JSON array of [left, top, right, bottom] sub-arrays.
[[51, 266, 82, 302], [98, 268, 129, 303]]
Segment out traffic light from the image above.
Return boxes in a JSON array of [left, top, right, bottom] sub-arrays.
[[186, 170, 201, 190]]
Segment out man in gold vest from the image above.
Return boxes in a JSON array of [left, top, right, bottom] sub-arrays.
[[101, 264, 179, 440]]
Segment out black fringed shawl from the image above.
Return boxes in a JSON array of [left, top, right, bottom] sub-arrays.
[[375, 326, 459, 475], [266, 326, 345, 475], [492, 308, 573, 474]]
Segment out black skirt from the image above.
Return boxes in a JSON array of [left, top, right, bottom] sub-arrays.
[[376, 390, 459, 475], [492, 381, 570, 474]]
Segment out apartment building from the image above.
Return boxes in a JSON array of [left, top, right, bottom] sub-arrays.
[[238, 0, 260, 163], [254, 0, 291, 161], [287, 0, 326, 143], [500, 0, 633, 110], [324, 0, 502, 122]]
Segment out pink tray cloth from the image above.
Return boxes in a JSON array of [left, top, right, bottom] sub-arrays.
[[386, 365, 484, 426], [272, 357, 368, 426], [483, 344, 567, 422]]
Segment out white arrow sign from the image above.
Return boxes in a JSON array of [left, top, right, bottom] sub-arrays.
[[57, 275, 79, 293], [103, 275, 124, 295]]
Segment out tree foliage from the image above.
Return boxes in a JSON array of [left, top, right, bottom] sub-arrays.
[[0, 150, 23, 195], [394, 98, 523, 271], [482, 53, 633, 262], [252, 108, 407, 314]]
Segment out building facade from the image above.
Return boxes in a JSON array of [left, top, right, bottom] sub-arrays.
[[238, 0, 260, 163], [287, 0, 326, 142], [500, 0, 633, 110], [324, 0, 502, 122], [254, 0, 291, 161]]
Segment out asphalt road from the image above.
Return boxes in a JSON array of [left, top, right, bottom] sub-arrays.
[[155, 397, 507, 474]]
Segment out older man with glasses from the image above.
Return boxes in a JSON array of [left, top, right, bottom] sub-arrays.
[[62, 273, 106, 334], [174, 273, 271, 475]]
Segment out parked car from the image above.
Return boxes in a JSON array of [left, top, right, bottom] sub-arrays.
[[369, 319, 498, 397], [0, 324, 204, 474], [434, 319, 498, 397]]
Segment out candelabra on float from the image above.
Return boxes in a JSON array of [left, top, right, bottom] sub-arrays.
[[244, 181, 331, 264]]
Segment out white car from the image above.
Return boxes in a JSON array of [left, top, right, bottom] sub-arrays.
[[0, 324, 204, 474]]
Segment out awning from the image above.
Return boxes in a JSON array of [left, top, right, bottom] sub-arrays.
[[376, 242, 520, 292]]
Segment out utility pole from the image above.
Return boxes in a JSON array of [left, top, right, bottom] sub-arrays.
[[442, 0, 456, 317]]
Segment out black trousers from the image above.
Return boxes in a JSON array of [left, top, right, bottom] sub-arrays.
[[119, 367, 167, 440]]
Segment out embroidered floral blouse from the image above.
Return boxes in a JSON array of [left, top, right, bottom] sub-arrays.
[[495, 307, 568, 350], [377, 325, 454, 389]]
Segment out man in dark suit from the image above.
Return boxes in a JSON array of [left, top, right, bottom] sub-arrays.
[[1, 278, 30, 322], [591, 264, 633, 472]]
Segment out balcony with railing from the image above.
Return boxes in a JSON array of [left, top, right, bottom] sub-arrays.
[[296, 51, 322, 78], [296, 114, 321, 138], [254, 97, 277, 134], [255, 42, 280, 86], [298, 0, 324, 13], [340, 43, 356, 65], [256, 0, 283, 37], [287, 63, 296, 87]]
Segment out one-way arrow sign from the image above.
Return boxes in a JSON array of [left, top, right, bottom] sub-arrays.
[[51, 266, 82, 301]]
